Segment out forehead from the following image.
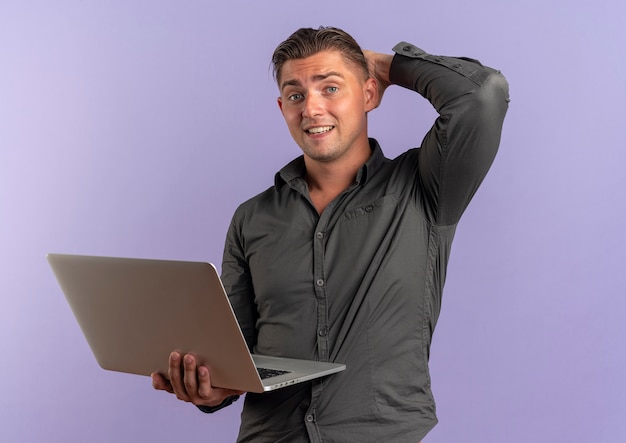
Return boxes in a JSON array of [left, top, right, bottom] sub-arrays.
[[279, 50, 363, 90]]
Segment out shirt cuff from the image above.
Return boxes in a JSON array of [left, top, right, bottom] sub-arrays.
[[390, 41, 490, 87], [196, 395, 240, 414]]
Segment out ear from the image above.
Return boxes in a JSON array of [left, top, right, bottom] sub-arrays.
[[363, 77, 378, 112], [277, 96, 284, 114]]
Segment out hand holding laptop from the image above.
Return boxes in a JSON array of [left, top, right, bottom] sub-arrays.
[[151, 351, 244, 407]]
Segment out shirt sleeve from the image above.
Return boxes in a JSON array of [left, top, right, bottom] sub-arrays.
[[193, 211, 256, 415], [389, 42, 510, 226], [221, 208, 258, 352]]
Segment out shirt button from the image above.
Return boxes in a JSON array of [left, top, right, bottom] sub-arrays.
[[306, 414, 314, 423], [402, 45, 411, 52], [318, 328, 328, 336], [316, 232, 324, 239], [316, 279, 324, 287]]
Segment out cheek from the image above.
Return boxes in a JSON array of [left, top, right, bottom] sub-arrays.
[[333, 98, 365, 124], [283, 111, 302, 132]]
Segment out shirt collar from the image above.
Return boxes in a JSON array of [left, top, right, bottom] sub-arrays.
[[274, 138, 386, 190]]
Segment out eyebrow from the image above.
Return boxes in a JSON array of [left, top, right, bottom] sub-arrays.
[[280, 71, 344, 91]]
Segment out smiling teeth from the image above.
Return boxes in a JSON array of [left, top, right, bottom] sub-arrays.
[[307, 126, 333, 134]]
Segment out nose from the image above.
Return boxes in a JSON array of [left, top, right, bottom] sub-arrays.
[[302, 92, 323, 118]]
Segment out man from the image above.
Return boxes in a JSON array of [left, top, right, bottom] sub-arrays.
[[152, 26, 509, 442]]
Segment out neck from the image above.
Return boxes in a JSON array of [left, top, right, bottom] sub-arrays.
[[304, 140, 371, 214]]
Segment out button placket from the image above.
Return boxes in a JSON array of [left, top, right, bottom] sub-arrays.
[[312, 213, 330, 364]]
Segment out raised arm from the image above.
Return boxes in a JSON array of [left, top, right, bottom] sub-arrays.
[[371, 42, 509, 225]]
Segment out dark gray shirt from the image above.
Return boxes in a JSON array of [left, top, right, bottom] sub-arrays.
[[219, 42, 509, 442]]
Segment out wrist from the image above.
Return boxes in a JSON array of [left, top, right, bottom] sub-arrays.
[[374, 54, 393, 86]]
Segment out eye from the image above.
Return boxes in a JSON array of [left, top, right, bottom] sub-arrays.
[[326, 86, 339, 93], [288, 93, 304, 101]]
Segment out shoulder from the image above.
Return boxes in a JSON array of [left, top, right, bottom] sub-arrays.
[[231, 185, 277, 222]]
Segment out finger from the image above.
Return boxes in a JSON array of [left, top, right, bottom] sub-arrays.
[[168, 352, 190, 401], [197, 366, 245, 405], [197, 365, 211, 398], [182, 354, 199, 397], [151, 372, 173, 393], [198, 364, 245, 397]]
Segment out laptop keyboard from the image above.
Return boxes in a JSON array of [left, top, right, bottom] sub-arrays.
[[257, 367, 291, 380]]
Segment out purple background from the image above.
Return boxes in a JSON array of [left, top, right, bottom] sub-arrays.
[[2, 1, 625, 441]]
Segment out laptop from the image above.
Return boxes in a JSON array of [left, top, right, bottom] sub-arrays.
[[47, 253, 345, 393]]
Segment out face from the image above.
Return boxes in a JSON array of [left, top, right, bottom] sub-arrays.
[[277, 50, 377, 165]]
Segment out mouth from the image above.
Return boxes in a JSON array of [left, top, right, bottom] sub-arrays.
[[305, 125, 334, 135]]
